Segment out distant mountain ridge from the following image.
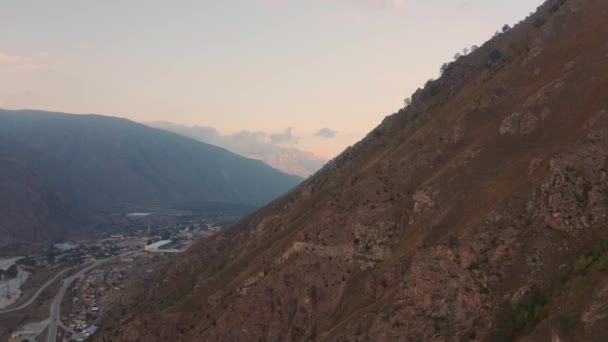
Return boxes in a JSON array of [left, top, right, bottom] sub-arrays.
[[0, 109, 302, 243], [148, 121, 327, 177]]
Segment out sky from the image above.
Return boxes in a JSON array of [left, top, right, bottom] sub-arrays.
[[0, 0, 545, 159]]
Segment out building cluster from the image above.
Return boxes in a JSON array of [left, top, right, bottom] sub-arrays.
[[65, 266, 124, 337], [18, 247, 90, 268], [6, 216, 231, 342], [65, 323, 100, 341], [9, 330, 34, 341]]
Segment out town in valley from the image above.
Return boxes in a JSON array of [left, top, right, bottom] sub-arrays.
[[0, 212, 233, 342]]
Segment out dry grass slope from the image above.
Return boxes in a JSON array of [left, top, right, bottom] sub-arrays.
[[96, 0, 608, 341]]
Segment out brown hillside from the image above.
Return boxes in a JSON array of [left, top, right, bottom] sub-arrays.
[[97, 0, 608, 340]]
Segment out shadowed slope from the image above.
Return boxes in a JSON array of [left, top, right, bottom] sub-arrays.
[[0, 110, 301, 242]]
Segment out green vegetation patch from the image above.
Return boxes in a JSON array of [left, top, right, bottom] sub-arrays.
[[558, 312, 577, 334], [597, 253, 608, 273], [155, 281, 195, 310], [496, 240, 608, 341], [573, 240, 608, 275], [205, 258, 228, 278], [495, 285, 549, 341]]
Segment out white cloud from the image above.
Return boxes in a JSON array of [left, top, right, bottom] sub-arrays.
[[270, 127, 298, 144], [0, 53, 29, 63], [16, 63, 46, 71], [314, 128, 337, 138], [0, 53, 46, 72]]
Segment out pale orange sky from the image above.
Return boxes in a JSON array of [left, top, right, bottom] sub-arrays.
[[0, 0, 544, 159]]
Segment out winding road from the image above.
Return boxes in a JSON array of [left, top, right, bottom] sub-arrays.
[[46, 258, 113, 342], [0, 262, 91, 314], [0, 250, 137, 342], [47, 251, 137, 342]]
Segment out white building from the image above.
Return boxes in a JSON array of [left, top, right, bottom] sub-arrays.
[[54, 242, 76, 251], [144, 240, 172, 252]]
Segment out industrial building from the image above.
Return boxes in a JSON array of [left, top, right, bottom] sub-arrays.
[[144, 240, 172, 252], [54, 242, 76, 251]]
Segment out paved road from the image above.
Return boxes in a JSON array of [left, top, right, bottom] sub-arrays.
[[46, 258, 113, 342], [0, 262, 91, 314], [46, 251, 138, 342]]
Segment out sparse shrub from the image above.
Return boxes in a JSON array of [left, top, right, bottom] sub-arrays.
[[573, 255, 594, 274], [573, 240, 608, 274], [372, 128, 385, 138], [513, 285, 548, 332], [533, 17, 546, 28], [488, 49, 503, 64], [155, 281, 195, 310], [495, 325, 514, 342], [428, 81, 441, 96], [467, 262, 479, 271], [597, 254, 608, 272], [404, 97, 412, 107], [550, 4, 559, 13], [205, 258, 227, 277], [582, 180, 592, 207], [497, 284, 549, 339], [549, 0, 567, 13], [558, 312, 577, 334], [588, 240, 608, 259]]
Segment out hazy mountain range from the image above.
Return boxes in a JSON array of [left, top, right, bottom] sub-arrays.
[[148, 121, 327, 178], [0, 109, 301, 243]]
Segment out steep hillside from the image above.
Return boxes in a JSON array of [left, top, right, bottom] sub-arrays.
[[0, 139, 80, 242], [0, 110, 301, 243], [97, 0, 608, 341], [148, 121, 327, 177]]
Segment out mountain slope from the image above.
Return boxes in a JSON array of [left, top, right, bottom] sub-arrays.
[[0, 110, 302, 242], [98, 1, 608, 341], [0, 138, 80, 242], [148, 121, 327, 177]]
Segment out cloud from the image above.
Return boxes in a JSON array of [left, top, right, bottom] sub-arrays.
[[149, 123, 301, 154], [16, 63, 46, 71], [147, 122, 327, 177], [314, 128, 337, 138], [270, 127, 298, 144], [0, 53, 46, 72], [0, 53, 29, 63], [39, 51, 50, 58]]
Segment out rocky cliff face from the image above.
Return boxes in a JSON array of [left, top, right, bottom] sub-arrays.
[[97, 0, 608, 340]]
